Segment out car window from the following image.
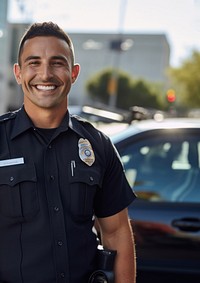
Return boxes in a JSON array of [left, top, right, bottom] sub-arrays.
[[119, 133, 200, 203]]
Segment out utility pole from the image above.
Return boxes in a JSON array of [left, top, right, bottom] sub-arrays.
[[108, 0, 128, 108]]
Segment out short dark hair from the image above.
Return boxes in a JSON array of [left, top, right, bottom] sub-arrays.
[[18, 22, 75, 66]]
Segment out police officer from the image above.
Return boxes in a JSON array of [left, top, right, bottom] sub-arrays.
[[0, 22, 136, 283]]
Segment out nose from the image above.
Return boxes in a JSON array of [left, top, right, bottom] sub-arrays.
[[39, 63, 53, 81]]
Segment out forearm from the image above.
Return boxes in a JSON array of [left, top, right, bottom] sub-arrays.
[[98, 210, 136, 283], [102, 222, 136, 283]]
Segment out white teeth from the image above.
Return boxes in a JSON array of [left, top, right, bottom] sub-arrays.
[[36, 85, 56, 90]]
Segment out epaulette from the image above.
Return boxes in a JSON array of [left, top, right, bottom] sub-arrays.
[[70, 114, 98, 135], [0, 110, 18, 123], [70, 114, 94, 126]]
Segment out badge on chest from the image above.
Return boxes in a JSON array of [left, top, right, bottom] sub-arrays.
[[78, 138, 95, 166]]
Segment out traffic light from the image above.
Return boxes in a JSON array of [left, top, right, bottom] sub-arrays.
[[166, 89, 176, 103]]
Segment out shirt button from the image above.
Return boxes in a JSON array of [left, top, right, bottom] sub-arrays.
[[57, 240, 63, 246], [54, 206, 60, 212], [10, 176, 14, 182], [60, 272, 65, 278], [50, 175, 55, 180], [89, 176, 94, 182], [48, 144, 52, 149]]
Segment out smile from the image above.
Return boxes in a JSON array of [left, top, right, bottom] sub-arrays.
[[36, 85, 56, 91]]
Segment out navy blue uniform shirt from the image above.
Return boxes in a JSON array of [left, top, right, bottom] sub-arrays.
[[0, 107, 135, 283]]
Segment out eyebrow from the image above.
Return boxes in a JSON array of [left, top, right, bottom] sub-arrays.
[[24, 56, 40, 63], [51, 55, 68, 62], [24, 55, 68, 63]]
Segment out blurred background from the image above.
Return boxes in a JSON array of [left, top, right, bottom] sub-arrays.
[[1, 0, 200, 119]]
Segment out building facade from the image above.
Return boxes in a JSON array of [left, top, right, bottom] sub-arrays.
[[71, 32, 170, 105]]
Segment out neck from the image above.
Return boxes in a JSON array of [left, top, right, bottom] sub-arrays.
[[24, 104, 68, 128]]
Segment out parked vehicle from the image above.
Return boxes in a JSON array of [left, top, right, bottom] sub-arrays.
[[111, 118, 200, 283]]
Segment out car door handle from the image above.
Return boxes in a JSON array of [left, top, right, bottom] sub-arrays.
[[172, 217, 200, 232]]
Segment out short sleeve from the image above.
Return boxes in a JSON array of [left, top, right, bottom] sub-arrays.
[[94, 135, 136, 218]]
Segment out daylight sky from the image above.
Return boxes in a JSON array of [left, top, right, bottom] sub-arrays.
[[8, 0, 200, 67]]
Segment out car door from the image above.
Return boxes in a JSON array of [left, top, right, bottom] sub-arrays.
[[115, 128, 200, 283]]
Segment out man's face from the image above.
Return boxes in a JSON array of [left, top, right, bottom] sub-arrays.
[[14, 36, 79, 111]]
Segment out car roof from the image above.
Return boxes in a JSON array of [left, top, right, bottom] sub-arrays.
[[111, 118, 200, 143]]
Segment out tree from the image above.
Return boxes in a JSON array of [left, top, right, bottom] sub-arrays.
[[168, 50, 200, 108], [86, 69, 132, 107], [129, 80, 161, 109], [86, 68, 163, 110]]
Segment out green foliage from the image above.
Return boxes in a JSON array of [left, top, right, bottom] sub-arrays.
[[168, 50, 200, 108], [86, 70, 110, 103], [129, 80, 161, 109], [86, 68, 163, 110]]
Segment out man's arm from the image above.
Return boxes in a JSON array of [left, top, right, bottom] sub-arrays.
[[97, 208, 136, 283]]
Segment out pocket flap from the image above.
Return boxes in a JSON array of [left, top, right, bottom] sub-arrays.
[[0, 163, 37, 187], [69, 165, 102, 187]]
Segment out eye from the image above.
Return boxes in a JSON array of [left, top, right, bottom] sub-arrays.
[[52, 61, 64, 66], [29, 61, 40, 66]]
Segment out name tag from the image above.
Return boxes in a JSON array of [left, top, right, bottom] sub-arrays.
[[0, 157, 24, 167]]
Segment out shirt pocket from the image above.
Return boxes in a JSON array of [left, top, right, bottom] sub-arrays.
[[0, 162, 39, 221], [69, 164, 102, 220]]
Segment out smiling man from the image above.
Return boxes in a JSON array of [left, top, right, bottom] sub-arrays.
[[14, 29, 80, 128], [0, 22, 136, 283]]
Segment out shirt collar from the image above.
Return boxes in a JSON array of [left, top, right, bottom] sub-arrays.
[[11, 106, 34, 139], [68, 114, 89, 138], [11, 106, 86, 140]]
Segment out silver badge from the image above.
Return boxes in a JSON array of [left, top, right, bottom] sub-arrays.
[[78, 138, 95, 166]]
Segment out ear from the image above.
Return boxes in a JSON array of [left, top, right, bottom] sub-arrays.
[[13, 63, 22, 85], [71, 64, 80, 83]]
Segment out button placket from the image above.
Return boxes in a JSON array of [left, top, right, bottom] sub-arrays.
[[44, 143, 70, 281]]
